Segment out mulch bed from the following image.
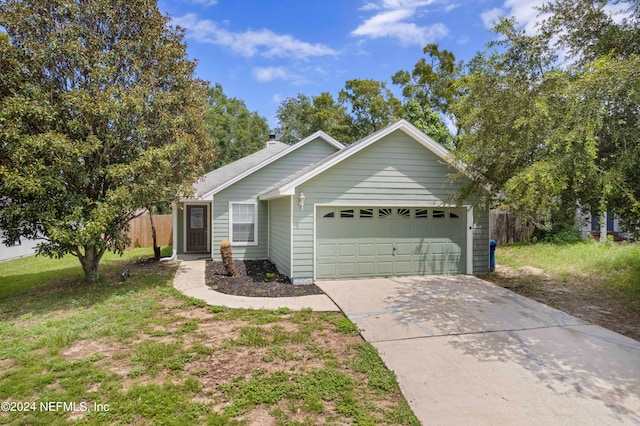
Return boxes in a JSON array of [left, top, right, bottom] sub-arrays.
[[205, 259, 325, 298]]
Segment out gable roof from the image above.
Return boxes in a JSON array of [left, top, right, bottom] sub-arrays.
[[192, 131, 344, 200], [191, 141, 288, 199], [260, 119, 459, 200]]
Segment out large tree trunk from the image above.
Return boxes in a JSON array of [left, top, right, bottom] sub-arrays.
[[78, 245, 106, 282], [149, 208, 161, 260]]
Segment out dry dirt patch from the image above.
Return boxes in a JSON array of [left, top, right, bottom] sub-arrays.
[[485, 265, 640, 341]]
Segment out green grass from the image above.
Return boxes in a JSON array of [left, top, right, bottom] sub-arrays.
[[495, 241, 640, 319], [0, 249, 418, 425], [352, 343, 400, 393], [497, 241, 640, 293]]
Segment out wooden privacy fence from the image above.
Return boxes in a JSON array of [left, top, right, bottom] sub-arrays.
[[490, 209, 534, 245], [127, 214, 173, 249]]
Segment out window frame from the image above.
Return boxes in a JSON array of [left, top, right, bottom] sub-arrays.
[[229, 202, 258, 246]]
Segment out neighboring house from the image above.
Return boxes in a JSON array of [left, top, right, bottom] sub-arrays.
[[575, 210, 632, 241], [0, 231, 37, 262], [173, 120, 490, 283]]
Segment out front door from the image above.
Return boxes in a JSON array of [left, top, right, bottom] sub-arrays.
[[186, 205, 208, 252]]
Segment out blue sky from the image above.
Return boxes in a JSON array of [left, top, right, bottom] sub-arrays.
[[159, 0, 548, 128]]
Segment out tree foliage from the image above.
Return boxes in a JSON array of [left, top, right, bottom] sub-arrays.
[[392, 43, 461, 133], [403, 99, 454, 150], [276, 75, 452, 147], [338, 79, 404, 141], [206, 83, 269, 170], [0, 0, 214, 281], [452, 1, 640, 237], [275, 92, 350, 144]]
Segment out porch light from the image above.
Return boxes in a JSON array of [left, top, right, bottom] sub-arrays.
[[298, 192, 306, 210]]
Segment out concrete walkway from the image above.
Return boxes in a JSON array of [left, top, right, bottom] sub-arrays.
[[172, 258, 339, 311], [317, 276, 640, 426]]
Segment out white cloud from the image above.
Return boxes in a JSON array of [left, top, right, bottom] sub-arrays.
[[481, 1, 547, 34], [184, 0, 218, 7], [503, 0, 546, 33], [480, 7, 505, 30], [352, 0, 448, 46], [272, 93, 282, 103], [442, 3, 459, 13], [173, 14, 338, 59], [457, 35, 470, 45], [361, 0, 435, 10], [252, 67, 289, 82], [252, 67, 308, 85]]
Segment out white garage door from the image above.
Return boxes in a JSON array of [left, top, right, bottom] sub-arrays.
[[316, 207, 466, 279]]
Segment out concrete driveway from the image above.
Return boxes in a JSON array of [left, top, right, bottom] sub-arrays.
[[316, 276, 640, 426]]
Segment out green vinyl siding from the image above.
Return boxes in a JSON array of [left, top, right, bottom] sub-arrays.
[[472, 205, 491, 274], [268, 197, 292, 276], [212, 137, 339, 260], [177, 206, 184, 253], [290, 130, 490, 280]]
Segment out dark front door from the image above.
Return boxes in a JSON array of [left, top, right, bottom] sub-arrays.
[[187, 205, 208, 252]]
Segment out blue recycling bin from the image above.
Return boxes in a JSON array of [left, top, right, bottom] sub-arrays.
[[489, 239, 497, 272]]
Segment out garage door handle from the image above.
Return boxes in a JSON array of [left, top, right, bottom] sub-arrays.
[[392, 244, 397, 256]]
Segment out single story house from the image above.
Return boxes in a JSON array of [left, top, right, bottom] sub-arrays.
[[173, 120, 490, 283]]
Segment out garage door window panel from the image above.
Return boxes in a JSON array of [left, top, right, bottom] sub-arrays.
[[340, 209, 355, 218], [415, 209, 429, 218], [379, 208, 393, 218], [397, 208, 410, 218], [359, 208, 373, 218]]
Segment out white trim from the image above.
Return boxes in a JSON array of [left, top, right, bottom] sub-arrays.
[[267, 200, 270, 259], [311, 201, 464, 208], [210, 197, 215, 259], [466, 206, 474, 274], [183, 201, 211, 253], [261, 120, 459, 200], [313, 203, 317, 282], [290, 195, 294, 279], [171, 202, 178, 259], [201, 132, 345, 199], [229, 201, 258, 246]]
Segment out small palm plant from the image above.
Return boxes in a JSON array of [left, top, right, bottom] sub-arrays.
[[219, 239, 239, 277]]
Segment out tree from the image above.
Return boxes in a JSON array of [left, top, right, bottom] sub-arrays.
[[392, 44, 462, 132], [403, 100, 454, 150], [452, 4, 640, 238], [338, 79, 404, 141], [537, 0, 640, 63], [308, 92, 352, 143], [146, 202, 172, 261], [206, 83, 269, 170], [452, 17, 574, 224], [275, 92, 350, 144], [275, 94, 314, 144], [0, 0, 214, 281]]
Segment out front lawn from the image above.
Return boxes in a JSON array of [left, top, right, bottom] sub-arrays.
[[0, 250, 418, 425], [485, 241, 640, 341]]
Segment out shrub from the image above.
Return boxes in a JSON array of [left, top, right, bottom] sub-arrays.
[[534, 226, 582, 244]]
